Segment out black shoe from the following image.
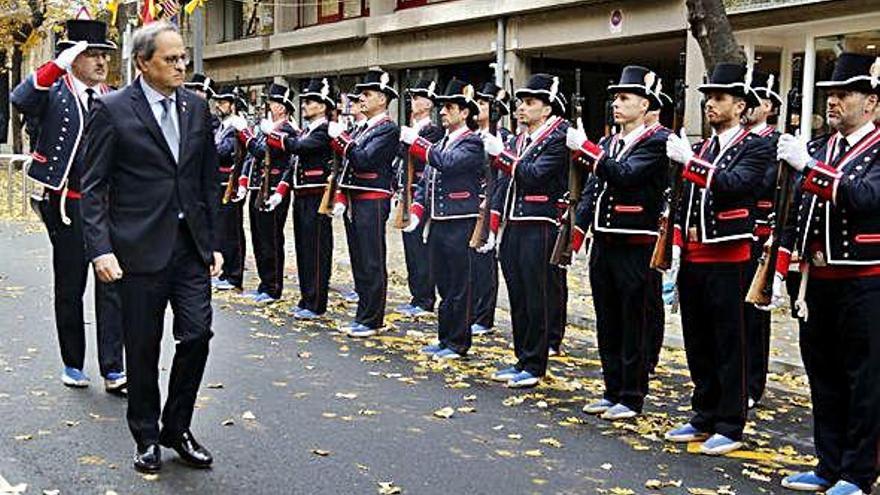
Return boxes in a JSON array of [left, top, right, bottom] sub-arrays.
[[160, 430, 213, 468], [133, 444, 162, 473]]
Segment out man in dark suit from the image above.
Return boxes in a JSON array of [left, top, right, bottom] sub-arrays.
[[81, 21, 221, 473]]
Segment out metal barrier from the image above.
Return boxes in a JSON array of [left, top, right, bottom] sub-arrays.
[[0, 153, 35, 218]]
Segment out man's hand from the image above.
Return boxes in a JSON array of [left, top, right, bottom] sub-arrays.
[[756, 274, 786, 311], [210, 252, 224, 278], [476, 232, 496, 253], [232, 185, 247, 203], [328, 121, 345, 139], [94, 253, 123, 283], [332, 202, 346, 218], [482, 133, 504, 157], [666, 128, 694, 164], [402, 215, 420, 233], [55, 41, 89, 71], [227, 115, 248, 131], [777, 134, 812, 172], [259, 118, 275, 136], [565, 118, 587, 151], [265, 192, 283, 211], [400, 126, 419, 145]]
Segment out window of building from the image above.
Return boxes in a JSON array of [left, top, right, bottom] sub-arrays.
[[396, 0, 452, 10], [304, 0, 368, 27]]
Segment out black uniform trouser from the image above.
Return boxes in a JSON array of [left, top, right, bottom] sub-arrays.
[[800, 276, 880, 493], [292, 192, 332, 314], [589, 238, 656, 412], [343, 197, 390, 329], [118, 224, 212, 448], [470, 249, 498, 329], [499, 222, 563, 377], [745, 237, 772, 402], [248, 192, 290, 299], [402, 218, 435, 311], [647, 270, 665, 372], [217, 188, 245, 288], [42, 194, 123, 377], [428, 219, 475, 355], [550, 269, 567, 352], [678, 261, 748, 441]]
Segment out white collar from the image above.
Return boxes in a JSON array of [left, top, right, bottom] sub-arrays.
[[839, 121, 877, 147], [70, 75, 101, 97], [528, 116, 559, 142], [307, 117, 327, 132], [366, 112, 388, 128], [749, 122, 769, 135], [139, 76, 175, 105], [444, 125, 469, 144], [713, 124, 744, 149], [618, 123, 647, 145]]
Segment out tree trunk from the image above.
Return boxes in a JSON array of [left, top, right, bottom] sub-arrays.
[[685, 0, 746, 72], [0, 50, 8, 145], [11, 46, 23, 154]]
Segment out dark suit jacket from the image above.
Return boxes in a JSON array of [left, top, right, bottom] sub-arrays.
[[81, 77, 219, 274]]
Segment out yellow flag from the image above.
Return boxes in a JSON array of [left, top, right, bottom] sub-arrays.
[[184, 0, 204, 15], [107, 0, 119, 25]]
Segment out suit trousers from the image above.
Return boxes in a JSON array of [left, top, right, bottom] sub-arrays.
[[470, 249, 498, 329], [678, 261, 748, 441], [428, 219, 475, 354], [292, 192, 332, 314], [499, 222, 563, 377], [217, 189, 245, 288], [589, 238, 655, 412], [248, 192, 290, 298], [402, 219, 435, 311], [43, 194, 123, 376], [800, 276, 880, 493], [117, 222, 213, 448], [745, 237, 772, 402], [343, 198, 390, 329]]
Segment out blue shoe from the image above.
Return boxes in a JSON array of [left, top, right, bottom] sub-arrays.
[[214, 279, 236, 290], [346, 323, 377, 338], [601, 403, 638, 420], [253, 293, 277, 304], [104, 371, 127, 393], [583, 398, 615, 414], [825, 481, 865, 495], [401, 305, 431, 317], [507, 370, 540, 388], [433, 348, 462, 361], [61, 367, 90, 388], [420, 344, 442, 355], [491, 366, 519, 382], [781, 471, 832, 492], [293, 308, 321, 320], [664, 423, 709, 443], [396, 303, 415, 313], [343, 290, 359, 303], [240, 289, 260, 298], [471, 323, 493, 336], [211, 277, 223, 288], [699, 433, 743, 455]]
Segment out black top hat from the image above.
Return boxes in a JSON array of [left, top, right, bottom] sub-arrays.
[[698, 63, 760, 108], [433, 79, 480, 116], [300, 77, 338, 108], [475, 82, 511, 116], [817, 53, 880, 95], [266, 83, 295, 112], [213, 85, 248, 111], [184, 73, 216, 98], [515, 73, 567, 116], [406, 79, 438, 99], [607, 65, 666, 111], [57, 19, 116, 51], [355, 68, 398, 101], [750, 71, 782, 107]]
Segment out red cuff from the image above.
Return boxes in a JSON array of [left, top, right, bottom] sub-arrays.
[[572, 150, 595, 172], [275, 181, 290, 197], [330, 133, 352, 156], [572, 227, 586, 253], [237, 129, 254, 146], [802, 161, 840, 202], [267, 131, 287, 152], [673, 225, 684, 248], [492, 150, 516, 176], [411, 202, 425, 221], [334, 191, 348, 206], [489, 210, 501, 233], [775, 248, 792, 278], [577, 139, 604, 162], [238, 175, 249, 188], [34, 61, 65, 89], [409, 137, 431, 163], [681, 157, 715, 189]]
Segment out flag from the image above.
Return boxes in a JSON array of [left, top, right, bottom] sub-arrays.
[[107, 0, 119, 25], [159, 0, 180, 18], [140, 0, 157, 24], [184, 0, 204, 15]]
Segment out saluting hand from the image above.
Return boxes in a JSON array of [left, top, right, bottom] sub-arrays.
[[93, 253, 123, 283], [565, 118, 587, 151], [55, 40, 89, 71]]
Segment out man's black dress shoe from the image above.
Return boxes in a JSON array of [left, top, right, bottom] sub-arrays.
[[133, 444, 162, 473], [160, 430, 213, 468]]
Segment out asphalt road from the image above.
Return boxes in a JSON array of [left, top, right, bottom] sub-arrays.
[[0, 219, 838, 495]]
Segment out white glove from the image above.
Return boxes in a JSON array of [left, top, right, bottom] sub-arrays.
[[259, 118, 275, 136], [777, 134, 812, 172], [55, 40, 89, 70], [402, 215, 420, 233], [332, 201, 346, 218], [565, 118, 587, 151], [400, 126, 419, 145], [265, 192, 283, 211], [482, 133, 504, 157], [232, 185, 247, 203], [756, 273, 786, 311], [227, 115, 248, 131], [476, 232, 496, 254], [666, 128, 694, 164], [668, 245, 682, 283], [328, 121, 345, 138]]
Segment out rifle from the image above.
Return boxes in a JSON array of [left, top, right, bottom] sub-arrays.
[[222, 84, 245, 204], [319, 91, 351, 216], [469, 86, 506, 248], [550, 68, 584, 267], [603, 78, 615, 137], [649, 56, 688, 271], [745, 56, 802, 305], [393, 72, 414, 229]]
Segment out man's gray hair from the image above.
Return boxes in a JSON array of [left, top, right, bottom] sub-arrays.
[[131, 21, 179, 62]]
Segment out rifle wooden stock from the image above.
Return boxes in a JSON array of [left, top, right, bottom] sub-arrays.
[[255, 140, 272, 211], [393, 155, 414, 229], [318, 153, 340, 216], [470, 98, 502, 249], [222, 128, 245, 204], [745, 161, 793, 305], [550, 153, 580, 267], [650, 159, 684, 271]]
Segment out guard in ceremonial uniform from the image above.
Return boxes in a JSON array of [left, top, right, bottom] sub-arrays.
[[400, 79, 484, 359], [328, 68, 401, 337], [263, 78, 337, 319], [663, 63, 771, 455], [230, 83, 297, 303], [772, 53, 880, 495], [744, 71, 782, 408], [184, 72, 220, 132], [211, 85, 248, 291], [396, 79, 443, 318], [470, 82, 511, 336], [481, 73, 569, 388], [567, 66, 670, 421], [11, 19, 125, 392]]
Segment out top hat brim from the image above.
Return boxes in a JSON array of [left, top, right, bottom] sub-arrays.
[[184, 83, 215, 97], [816, 76, 880, 94], [300, 91, 336, 107], [607, 84, 664, 110], [354, 83, 398, 100], [267, 95, 296, 111], [754, 89, 783, 107], [514, 88, 566, 115], [406, 88, 436, 99], [56, 40, 117, 51], [698, 83, 761, 108]]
